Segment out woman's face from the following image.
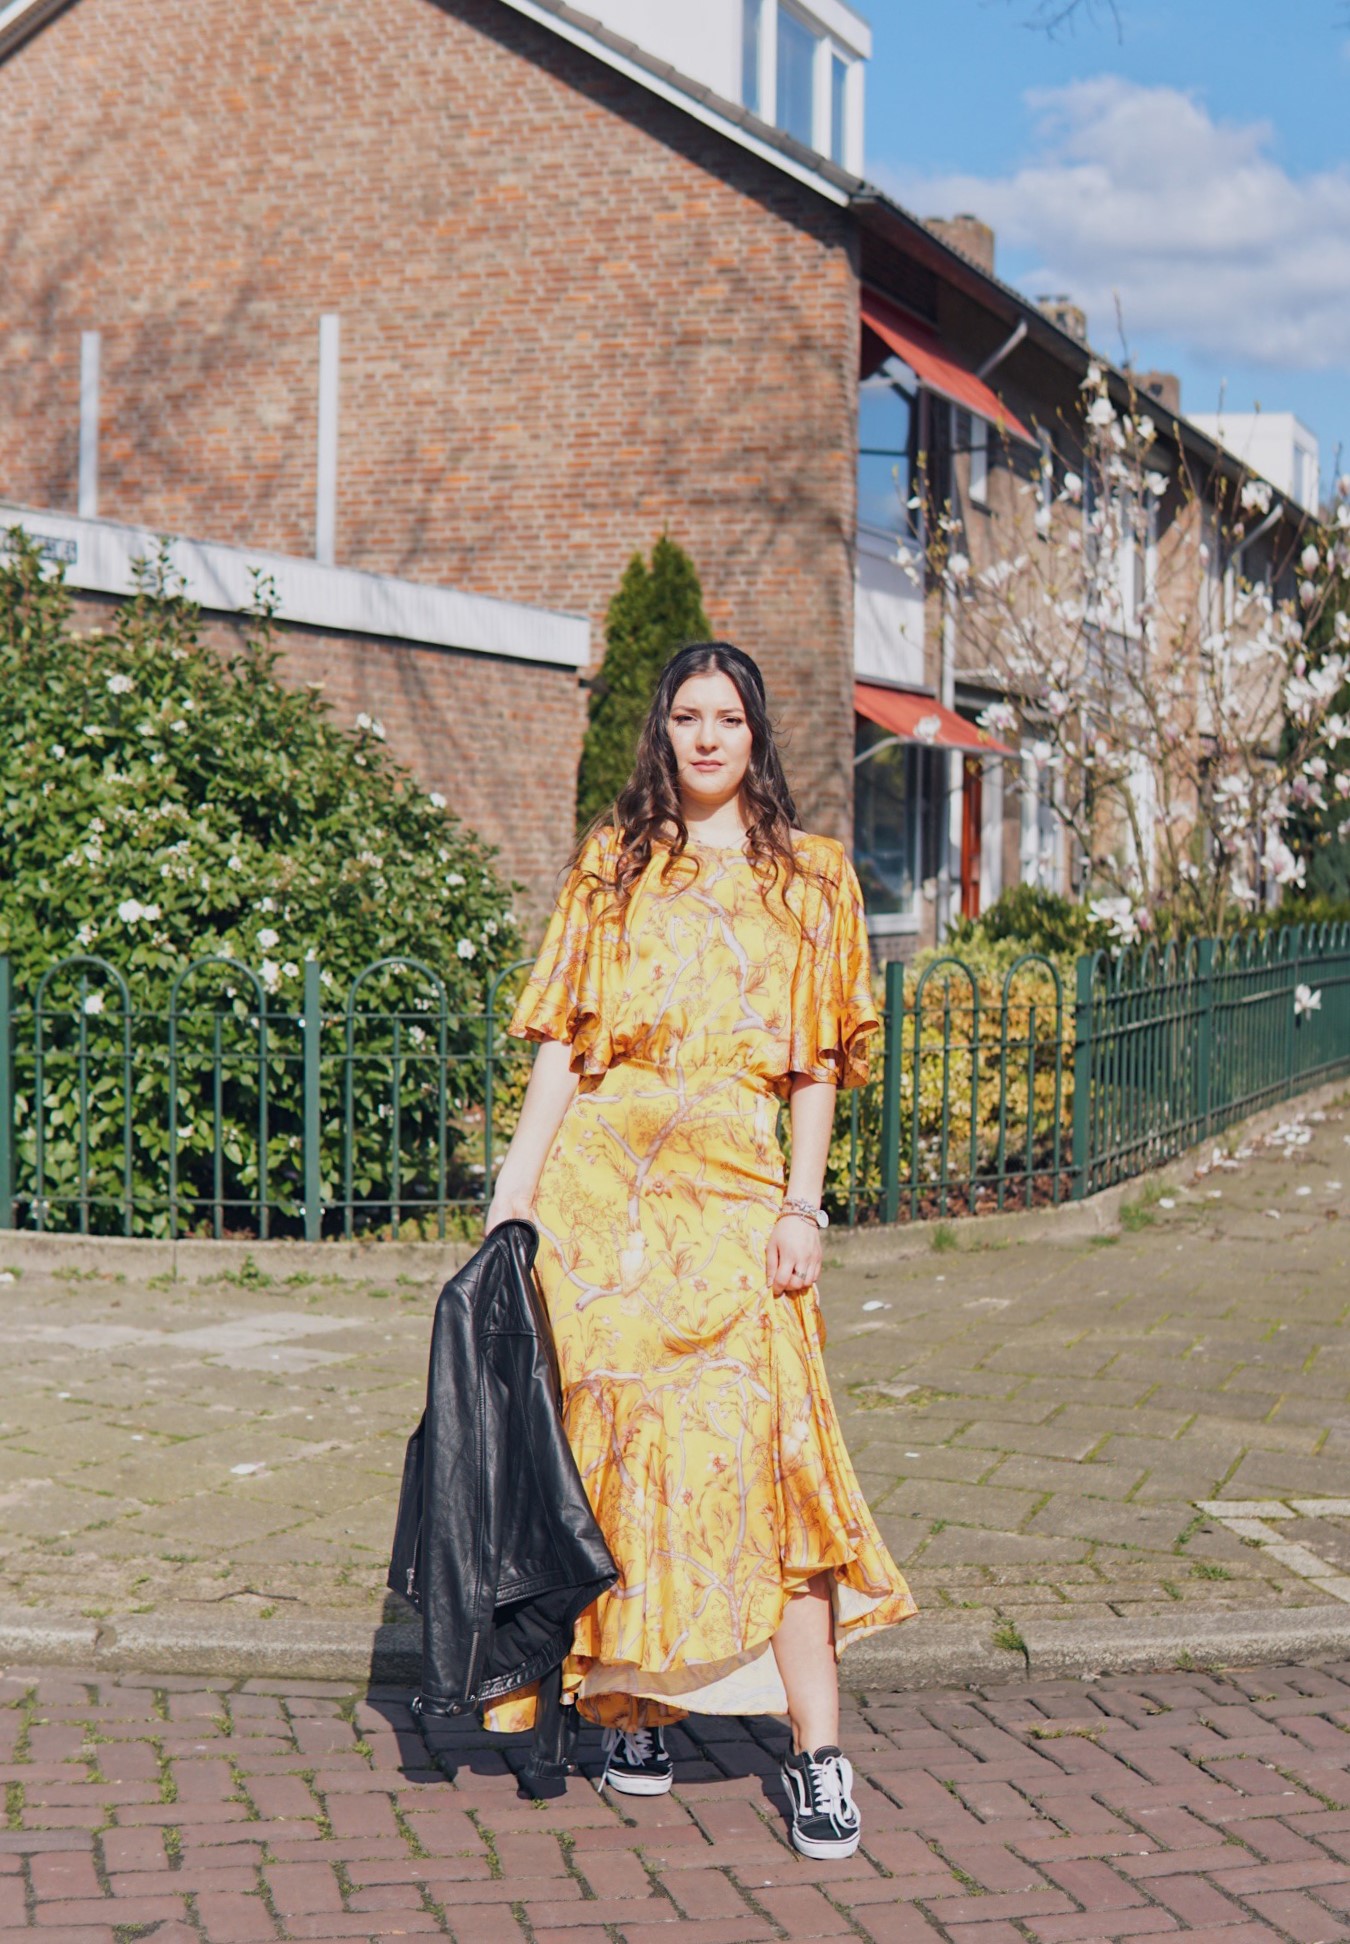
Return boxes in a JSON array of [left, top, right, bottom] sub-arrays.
[[668, 671, 754, 812]]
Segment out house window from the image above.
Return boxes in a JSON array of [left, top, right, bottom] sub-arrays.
[[1020, 745, 1062, 891], [955, 407, 988, 507], [1037, 428, 1055, 528], [742, 0, 762, 116], [776, 7, 817, 148], [830, 52, 848, 165], [854, 719, 943, 922], [857, 363, 915, 538], [969, 416, 989, 506]]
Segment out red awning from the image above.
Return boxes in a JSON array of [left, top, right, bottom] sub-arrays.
[[855, 682, 1014, 757], [861, 288, 1036, 446]]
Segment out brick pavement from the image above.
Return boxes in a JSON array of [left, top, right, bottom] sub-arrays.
[[6, 1658, 1350, 1941]]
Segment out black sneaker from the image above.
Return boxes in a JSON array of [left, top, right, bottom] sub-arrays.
[[597, 1725, 674, 1796], [781, 1745, 862, 1859]]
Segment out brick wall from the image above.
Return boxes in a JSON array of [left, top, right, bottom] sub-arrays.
[[0, 0, 860, 910]]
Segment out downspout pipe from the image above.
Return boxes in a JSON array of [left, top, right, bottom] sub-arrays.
[[975, 319, 1027, 383]]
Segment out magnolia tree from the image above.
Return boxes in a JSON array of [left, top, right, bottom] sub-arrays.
[[927, 365, 1350, 942]]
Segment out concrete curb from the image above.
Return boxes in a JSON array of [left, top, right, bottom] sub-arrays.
[[0, 1231, 471, 1283], [5, 1603, 1350, 1694], [3, 1081, 1342, 1283]]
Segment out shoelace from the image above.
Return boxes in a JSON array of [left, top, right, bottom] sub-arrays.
[[804, 1752, 858, 1827], [595, 1726, 658, 1793]]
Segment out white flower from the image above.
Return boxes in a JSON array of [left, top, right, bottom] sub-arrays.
[[456, 938, 476, 960], [1089, 896, 1144, 947], [106, 673, 135, 695], [1240, 479, 1273, 515], [141, 902, 161, 922], [258, 896, 276, 912], [1145, 471, 1168, 500], [117, 898, 143, 924], [1300, 580, 1317, 607], [1301, 544, 1321, 575], [429, 792, 447, 809], [76, 921, 97, 947], [51, 743, 66, 760], [227, 855, 243, 872], [977, 702, 1018, 736], [947, 553, 970, 583], [282, 961, 299, 980], [83, 993, 104, 1016], [447, 872, 465, 888], [260, 958, 282, 994], [1294, 983, 1322, 1019], [1060, 471, 1083, 504], [257, 928, 279, 950], [370, 719, 386, 741], [1265, 837, 1306, 889], [1088, 396, 1116, 428], [170, 719, 186, 733]]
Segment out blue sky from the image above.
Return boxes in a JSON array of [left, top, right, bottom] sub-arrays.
[[861, 0, 1350, 490]]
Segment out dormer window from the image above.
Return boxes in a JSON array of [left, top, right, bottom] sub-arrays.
[[740, 0, 866, 171], [776, 8, 817, 148]]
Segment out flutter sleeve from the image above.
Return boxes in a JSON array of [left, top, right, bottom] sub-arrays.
[[508, 831, 618, 1075], [787, 844, 880, 1090]]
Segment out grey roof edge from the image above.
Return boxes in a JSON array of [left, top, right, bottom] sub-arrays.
[[0, 0, 74, 62]]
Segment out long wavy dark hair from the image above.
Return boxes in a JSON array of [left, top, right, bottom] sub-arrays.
[[575, 642, 806, 912]]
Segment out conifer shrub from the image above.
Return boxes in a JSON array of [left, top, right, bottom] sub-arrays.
[[575, 535, 709, 830]]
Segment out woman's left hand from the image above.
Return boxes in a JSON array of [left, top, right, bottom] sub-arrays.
[[767, 1214, 822, 1296]]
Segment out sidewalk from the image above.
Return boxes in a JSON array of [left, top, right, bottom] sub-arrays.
[[0, 1094, 1347, 1685], [4, 1655, 1350, 1942]]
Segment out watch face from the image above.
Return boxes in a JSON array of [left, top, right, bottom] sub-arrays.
[[815, 1208, 829, 1229]]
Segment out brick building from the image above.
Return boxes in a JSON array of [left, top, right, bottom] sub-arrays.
[[0, 0, 1314, 942]]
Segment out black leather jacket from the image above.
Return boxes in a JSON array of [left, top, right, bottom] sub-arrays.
[[387, 1220, 616, 1718]]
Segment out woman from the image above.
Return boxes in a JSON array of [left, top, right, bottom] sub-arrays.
[[486, 642, 914, 1860]]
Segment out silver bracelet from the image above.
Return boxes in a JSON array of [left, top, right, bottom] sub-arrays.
[[779, 1196, 829, 1231]]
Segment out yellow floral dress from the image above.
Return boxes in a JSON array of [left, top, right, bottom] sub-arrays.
[[486, 829, 915, 1734]]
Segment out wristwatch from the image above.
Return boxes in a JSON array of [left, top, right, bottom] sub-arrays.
[[781, 1196, 829, 1230]]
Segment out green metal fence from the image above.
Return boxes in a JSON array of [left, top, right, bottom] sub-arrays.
[[1070, 923, 1350, 1199], [0, 924, 1346, 1240]]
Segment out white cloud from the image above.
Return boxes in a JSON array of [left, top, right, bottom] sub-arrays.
[[878, 77, 1350, 372]]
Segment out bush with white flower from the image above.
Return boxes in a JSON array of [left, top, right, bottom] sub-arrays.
[[0, 534, 521, 1235], [926, 363, 1350, 938]]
